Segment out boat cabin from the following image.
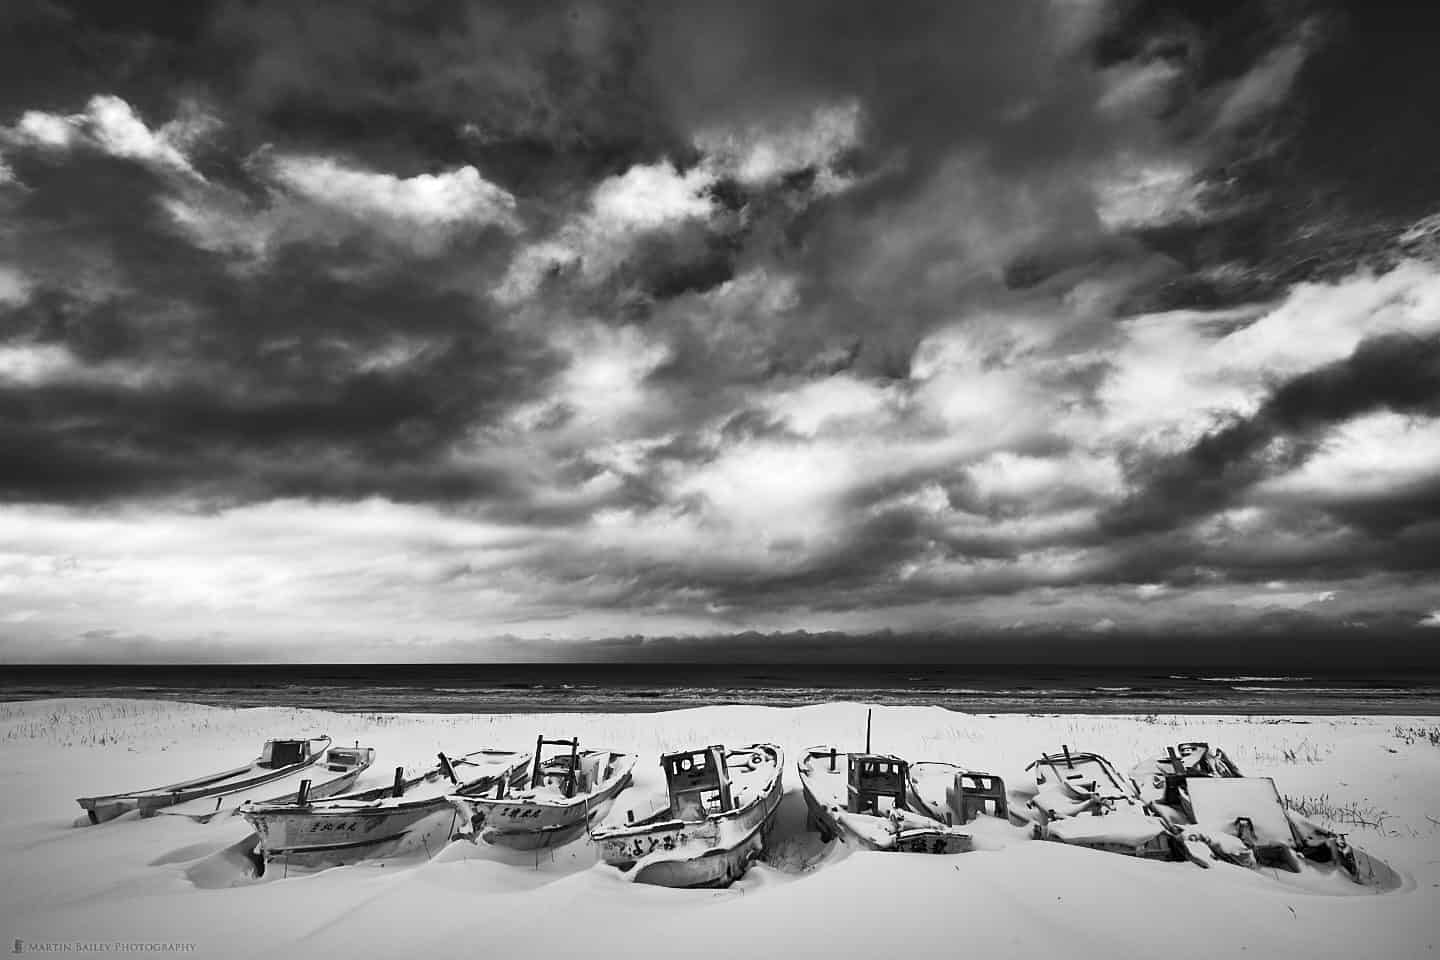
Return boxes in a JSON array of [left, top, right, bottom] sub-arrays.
[[662, 745, 733, 821], [259, 739, 311, 769], [323, 746, 374, 773], [847, 753, 911, 816]]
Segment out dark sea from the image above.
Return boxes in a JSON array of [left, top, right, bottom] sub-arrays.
[[2, 664, 1439, 715]]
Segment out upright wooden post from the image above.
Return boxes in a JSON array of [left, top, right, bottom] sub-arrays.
[[392, 766, 405, 798], [829, 746, 837, 772], [565, 738, 580, 798], [297, 779, 312, 805], [532, 735, 546, 788], [865, 709, 872, 754]]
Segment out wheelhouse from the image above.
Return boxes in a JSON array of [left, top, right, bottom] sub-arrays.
[[847, 753, 910, 816], [259, 739, 312, 769], [662, 745, 733, 820]]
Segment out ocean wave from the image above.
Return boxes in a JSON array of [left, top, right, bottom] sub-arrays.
[[1232, 685, 1423, 694], [1199, 676, 1312, 683]]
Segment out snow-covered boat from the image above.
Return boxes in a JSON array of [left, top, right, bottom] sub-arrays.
[[449, 736, 635, 850], [162, 743, 376, 823], [798, 746, 974, 853], [593, 744, 784, 887], [904, 761, 1008, 826], [78, 737, 331, 824], [239, 748, 529, 872], [1134, 742, 1401, 887], [1010, 746, 1183, 860]]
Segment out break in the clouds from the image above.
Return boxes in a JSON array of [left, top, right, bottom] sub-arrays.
[[2, 0, 1440, 663]]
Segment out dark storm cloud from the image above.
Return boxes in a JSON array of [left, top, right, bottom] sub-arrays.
[[210, 0, 683, 191], [0, 135, 559, 504], [572, 621, 1440, 668], [3, 0, 1440, 659], [1108, 3, 1440, 311], [1105, 333, 1440, 536], [0, 1, 231, 119]]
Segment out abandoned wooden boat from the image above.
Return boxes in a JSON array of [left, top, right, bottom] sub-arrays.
[[163, 743, 376, 823], [593, 744, 784, 887], [239, 748, 529, 872], [905, 761, 1008, 826], [77, 737, 331, 824], [1132, 742, 1274, 868], [1010, 746, 1183, 860], [1134, 742, 1400, 888], [448, 736, 635, 850], [798, 746, 974, 853]]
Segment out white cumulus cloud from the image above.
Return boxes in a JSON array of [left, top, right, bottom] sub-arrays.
[[3, 95, 210, 178], [267, 155, 519, 232]]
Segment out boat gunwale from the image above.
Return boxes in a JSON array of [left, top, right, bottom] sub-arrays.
[[462, 750, 637, 814], [80, 737, 333, 819]]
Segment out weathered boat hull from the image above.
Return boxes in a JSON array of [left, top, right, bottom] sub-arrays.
[[165, 747, 376, 822], [1015, 748, 1183, 861], [241, 749, 530, 870], [596, 744, 785, 888], [246, 799, 466, 870], [78, 737, 331, 824], [800, 785, 971, 853], [797, 749, 972, 854], [459, 760, 635, 851], [80, 798, 141, 825], [1033, 820, 1180, 859], [633, 820, 770, 888]]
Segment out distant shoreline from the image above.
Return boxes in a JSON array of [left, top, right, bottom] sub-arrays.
[[5, 663, 1439, 716], [4, 693, 1438, 717]]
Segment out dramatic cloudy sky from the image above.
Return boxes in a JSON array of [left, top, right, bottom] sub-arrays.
[[2, 0, 1439, 663]]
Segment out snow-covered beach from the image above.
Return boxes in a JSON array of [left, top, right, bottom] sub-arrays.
[[3, 698, 1437, 959]]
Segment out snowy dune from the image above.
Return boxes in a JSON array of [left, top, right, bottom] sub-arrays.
[[2, 699, 1438, 959]]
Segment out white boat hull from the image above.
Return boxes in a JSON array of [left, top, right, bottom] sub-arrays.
[[164, 748, 375, 822], [246, 800, 467, 870], [797, 746, 972, 854], [595, 744, 784, 888], [78, 737, 331, 824], [454, 751, 636, 851], [241, 749, 529, 871]]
